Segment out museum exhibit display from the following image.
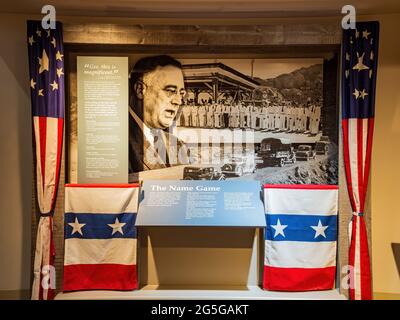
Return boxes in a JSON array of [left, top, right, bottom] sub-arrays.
[[26, 15, 382, 301]]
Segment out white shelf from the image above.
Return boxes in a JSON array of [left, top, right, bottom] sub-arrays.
[[56, 285, 346, 300]]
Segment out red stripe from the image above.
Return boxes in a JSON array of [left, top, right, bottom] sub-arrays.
[[263, 184, 338, 190], [359, 218, 372, 299], [65, 184, 140, 188], [360, 118, 374, 213], [38, 117, 47, 192], [263, 266, 336, 291], [63, 264, 138, 291], [342, 119, 357, 211], [357, 118, 364, 213]]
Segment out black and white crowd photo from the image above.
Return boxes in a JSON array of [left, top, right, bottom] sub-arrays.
[[128, 56, 339, 185]]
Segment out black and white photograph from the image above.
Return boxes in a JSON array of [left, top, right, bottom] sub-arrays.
[[128, 55, 339, 185]]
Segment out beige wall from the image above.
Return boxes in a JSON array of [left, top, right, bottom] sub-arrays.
[[365, 14, 400, 295], [0, 12, 399, 295], [0, 13, 34, 291]]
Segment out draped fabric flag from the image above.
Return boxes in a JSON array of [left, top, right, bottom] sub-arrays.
[[28, 21, 65, 300], [263, 185, 338, 291], [63, 184, 139, 291], [342, 21, 379, 300]]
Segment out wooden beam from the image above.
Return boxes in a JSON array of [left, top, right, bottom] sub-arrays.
[[64, 23, 341, 46]]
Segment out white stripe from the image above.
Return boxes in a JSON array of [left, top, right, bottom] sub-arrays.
[[362, 118, 368, 185], [65, 187, 139, 214], [348, 219, 353, 243], [264, 240, 336, 268], [64, 238, 137, 265], [264, 189, 338, 216], [348, 119, 360, 212], [41, 218, 51, 300], [354, 216, 361, 299]]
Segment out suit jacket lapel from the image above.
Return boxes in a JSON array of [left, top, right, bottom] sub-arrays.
[[142, 134, 168, 170]]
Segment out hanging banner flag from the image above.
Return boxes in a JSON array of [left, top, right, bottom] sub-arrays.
[[28, 20, 65, 300], [63, 184, 139, 291], [263, 185, 338, 291], [342, 21, 379, 300]]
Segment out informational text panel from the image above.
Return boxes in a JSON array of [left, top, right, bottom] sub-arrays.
[[77, 56, 128, 183]]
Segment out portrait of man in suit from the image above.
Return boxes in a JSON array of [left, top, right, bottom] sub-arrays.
[[129, 55, 191, 174]]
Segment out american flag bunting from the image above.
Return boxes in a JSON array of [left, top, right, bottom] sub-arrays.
[[28, 20, 65, 300], [342, 21, 379, 300]]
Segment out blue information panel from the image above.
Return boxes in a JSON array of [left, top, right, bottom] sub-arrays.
[[136, 180, 266, 227]]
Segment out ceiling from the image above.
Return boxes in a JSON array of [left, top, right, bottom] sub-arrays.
[[2, 0, 400, 18]]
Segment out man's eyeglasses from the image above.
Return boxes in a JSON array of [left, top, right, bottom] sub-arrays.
[[162, 87, 187, 99], [140, 81, 187, 99]]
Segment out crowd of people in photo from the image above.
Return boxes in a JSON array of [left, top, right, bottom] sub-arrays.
[[177, 98, 322, 135]]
